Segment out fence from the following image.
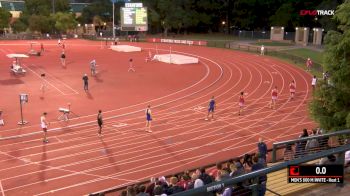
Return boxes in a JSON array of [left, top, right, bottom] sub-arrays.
[[235, 44, 323, 73], [172, 144, 350, 196], [272, 129, 350, 162]]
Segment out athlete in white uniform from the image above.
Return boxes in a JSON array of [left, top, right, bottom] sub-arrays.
[[41, 112, 49, 143]]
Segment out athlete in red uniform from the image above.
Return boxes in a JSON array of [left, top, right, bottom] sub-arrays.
[[270, 86, 278, 109], [238, 92, 245, 115], [289, 80, 296, 100]]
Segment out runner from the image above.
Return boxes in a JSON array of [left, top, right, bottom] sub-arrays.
[[97, 110, 103, 137], [40, 73, 47, 96], [60, 51, 66, 67], [40, 43, 44, 53], [269, 86, 278, 109], [128, 58, 135, 72], [289, 80, 296, 100], [205, 96, 216, 120], [312, 75, 317, 91], [90, 59, 97, 76], [145, 105, 152, 132], [58, 38, 61, 46], [41, 112, 49, 143], [238, 92, 245, 115]]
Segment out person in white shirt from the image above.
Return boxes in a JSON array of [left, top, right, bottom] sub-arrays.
[[311, 75, 317, 91], [260, 45, 265, 55], [41, 112, 49, 143]]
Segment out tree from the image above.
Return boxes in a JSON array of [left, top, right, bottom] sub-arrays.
[[53, 12, 78, 33], [309, 0, 350, 131], [0, 7, 11, 30]]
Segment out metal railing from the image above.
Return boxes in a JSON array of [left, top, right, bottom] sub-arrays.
[[172, 144, 350, 196], [235, 44, 323, 73], [272, 129, 350, 162]]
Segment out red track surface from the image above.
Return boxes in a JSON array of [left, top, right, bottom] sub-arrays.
[[0, 40, 316, 195]]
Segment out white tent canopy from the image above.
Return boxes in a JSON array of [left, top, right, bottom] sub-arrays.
[[6, 54, 29, 58]]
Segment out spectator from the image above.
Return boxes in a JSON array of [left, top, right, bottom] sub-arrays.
[[209, 162, 222, 180], [136, 185, 149, 196], [126, 186, 136, 196], [319, 154, 337, 165], [157, 176, 169, 193], [283, 143, 294, 161], [146, 177, 156, 196], [121, 190, 127, 196], [166, 177, 184, 195], [306, 57, 313, 71], [233, 161, 245, 176], [191, 173, 204, 188], [243, 154, 253, 169], [258, 138, 268, 164], [153, 185, 167, 196], [176, 172, 191, 190], [216, 170, 230, 181], [251, 155, 267, 196], [229, 163, 237, 177], [305, 129, 319, 154], [196, 167, 213, 185]]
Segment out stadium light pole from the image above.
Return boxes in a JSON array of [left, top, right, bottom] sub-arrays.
[[111, 0, 116, 40]]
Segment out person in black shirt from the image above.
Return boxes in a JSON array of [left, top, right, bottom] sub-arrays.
[[97, 110, 103, 136], [82, 74, 89, 92]]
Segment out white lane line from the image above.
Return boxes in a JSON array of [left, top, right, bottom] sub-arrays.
[[0, 180, 5, 196]]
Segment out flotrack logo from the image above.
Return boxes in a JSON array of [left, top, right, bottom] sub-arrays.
[[300, 10, 335, 16]]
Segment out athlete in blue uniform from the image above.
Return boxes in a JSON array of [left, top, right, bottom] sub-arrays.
[[145, 105, 152, 132], [206, 96, 216, 120]]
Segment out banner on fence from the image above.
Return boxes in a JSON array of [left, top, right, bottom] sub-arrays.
[[147, 38, 207, 46]]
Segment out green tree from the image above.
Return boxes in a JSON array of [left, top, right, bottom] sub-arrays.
[[0, 7, 11, 30], [309, 0, 350, 131], [28, 15, 53, 33], [53, 12, 78, 33]]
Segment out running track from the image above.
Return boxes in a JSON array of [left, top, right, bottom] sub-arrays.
[[0, 40, 317, 195]]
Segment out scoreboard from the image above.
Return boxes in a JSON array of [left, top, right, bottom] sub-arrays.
[[120, 3, 148, 31], [288, 165, 343, 183]]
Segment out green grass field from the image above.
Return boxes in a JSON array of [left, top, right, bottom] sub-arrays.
[[282, 48, 323, 64]]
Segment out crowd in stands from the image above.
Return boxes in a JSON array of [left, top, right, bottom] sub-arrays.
[[119, 138, 269, 196], [116, 128, 350, 196]]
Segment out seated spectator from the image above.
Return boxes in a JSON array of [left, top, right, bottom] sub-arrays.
[[283, 143, 294, 161], [166, 176, 184, 195], [229, 163, 237, 177], [216, 170, 230, 181], [232, 161, 245, 177], [146, 177, 156, 196], [208, 162, 222, 180], [137, 185, 150, 196], [176, 172, 191, 190], [319, 154, 337, 165], [243, 154, 253, 169], [153, 185, 167, 196], [126, 186, 136, 196], [196, 167, 213, 185], [120, 190, 127, 196], [190, 173, 204, 189], [157, 176, 169, 193]]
